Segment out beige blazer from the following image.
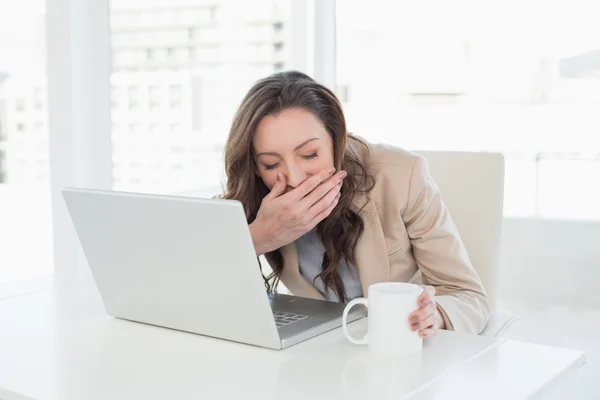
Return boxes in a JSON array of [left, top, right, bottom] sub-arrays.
[[273, 141, 490, 334]]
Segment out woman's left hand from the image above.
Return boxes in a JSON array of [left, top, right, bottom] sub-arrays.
[[408, 285, 446, 339]]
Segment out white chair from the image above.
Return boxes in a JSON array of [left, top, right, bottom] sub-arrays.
[[414, 150, 516, 337]]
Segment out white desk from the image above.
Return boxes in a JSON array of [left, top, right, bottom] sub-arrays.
[[0, 280, 586, 400], [0, 276, 53, 301]]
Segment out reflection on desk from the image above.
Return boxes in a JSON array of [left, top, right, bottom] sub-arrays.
[[0, 279, 586, 400]]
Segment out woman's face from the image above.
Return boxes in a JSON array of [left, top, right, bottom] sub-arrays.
[[253, 107, 335, 192]]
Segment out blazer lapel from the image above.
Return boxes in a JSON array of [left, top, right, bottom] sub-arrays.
[[353, 196, 391, 297], [279, 242, 327, 300]]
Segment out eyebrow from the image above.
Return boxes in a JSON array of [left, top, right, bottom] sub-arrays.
[[256, 137, 320, 157]]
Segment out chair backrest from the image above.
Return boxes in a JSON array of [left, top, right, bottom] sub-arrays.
[[414, 151, 505, 308]]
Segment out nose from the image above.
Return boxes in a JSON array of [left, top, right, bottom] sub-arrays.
[[284, 162, 307, 189]]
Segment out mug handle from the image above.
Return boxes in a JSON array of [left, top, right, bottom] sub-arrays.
[[342, 298, 369, 345]]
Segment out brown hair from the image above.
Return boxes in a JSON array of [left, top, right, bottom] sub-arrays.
[[223, 71, 375, 302]]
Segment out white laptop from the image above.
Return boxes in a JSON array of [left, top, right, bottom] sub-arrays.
[[62, 187, 366, 350]]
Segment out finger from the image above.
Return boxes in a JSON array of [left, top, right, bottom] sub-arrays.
[[264, 172, 287, 201], [308, 191, 341, 228], [299, 171, 346, 211], [409, 301, 437, 328], [417, 291, 431, 308], [418, 285, 436, 307], [288, 167, 337, 201], [418, 327, 437, 338], [411, 312, 437, 331], [305, 175, 342, 213], [306, 179, 342, 218]]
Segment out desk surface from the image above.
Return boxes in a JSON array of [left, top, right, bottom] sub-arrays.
[[0, 279, 586, 400]]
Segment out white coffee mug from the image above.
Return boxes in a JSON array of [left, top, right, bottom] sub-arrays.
[[342, 282, 424, 357]]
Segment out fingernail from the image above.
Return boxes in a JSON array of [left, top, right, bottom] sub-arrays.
[[340, 171, 348, 178], [412, 323, 420, 330], [419, 330, 427, 338], [276, 173, 280, 182], [411, 317, 419, 324], [327, 168, 335, 175]]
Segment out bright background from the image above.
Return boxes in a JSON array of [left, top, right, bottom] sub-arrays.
[[1, 1, 599, 397]]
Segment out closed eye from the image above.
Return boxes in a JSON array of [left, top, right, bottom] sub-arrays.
[[263, 152, 318, 170]]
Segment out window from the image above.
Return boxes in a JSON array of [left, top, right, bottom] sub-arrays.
[[0, 149, 6, 183], [0, 1, 53, 283], [108, 0, 292, 194], [169, 84, 182, 109], [336, 0, 600, 220], [191, 76, 202, 131], [111, 86, 119, 109], [128, 85, 140, 110], [34, 87, 43, 101], [15, 99, 25, 112], [170, 123, 183, 134], [0, 114, 5, 142], [129, 123, 144, 134], [34, 86, 43, 112], [149, 85, 160, 110], [109, 0, 291, 192], [149, 123, 163, 134]]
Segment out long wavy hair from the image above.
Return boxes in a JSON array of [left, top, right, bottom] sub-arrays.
[[223, 71, 375, 302]]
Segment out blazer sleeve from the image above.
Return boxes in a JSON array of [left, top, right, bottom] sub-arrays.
[[402, 156, 490, 334]]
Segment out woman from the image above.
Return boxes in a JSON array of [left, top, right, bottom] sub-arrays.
[[222, 71, 490, 337]]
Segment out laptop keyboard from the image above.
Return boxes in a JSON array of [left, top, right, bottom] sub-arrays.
[[273, 310, 308, 328]]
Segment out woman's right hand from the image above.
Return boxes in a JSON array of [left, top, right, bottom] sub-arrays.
[[249, 167, 347, 255]]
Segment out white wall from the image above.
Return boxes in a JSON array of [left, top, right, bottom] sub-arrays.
[[499, 218, 600, 309]]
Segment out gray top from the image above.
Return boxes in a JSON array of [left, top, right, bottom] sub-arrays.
[[296, 227, 363, 302]]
